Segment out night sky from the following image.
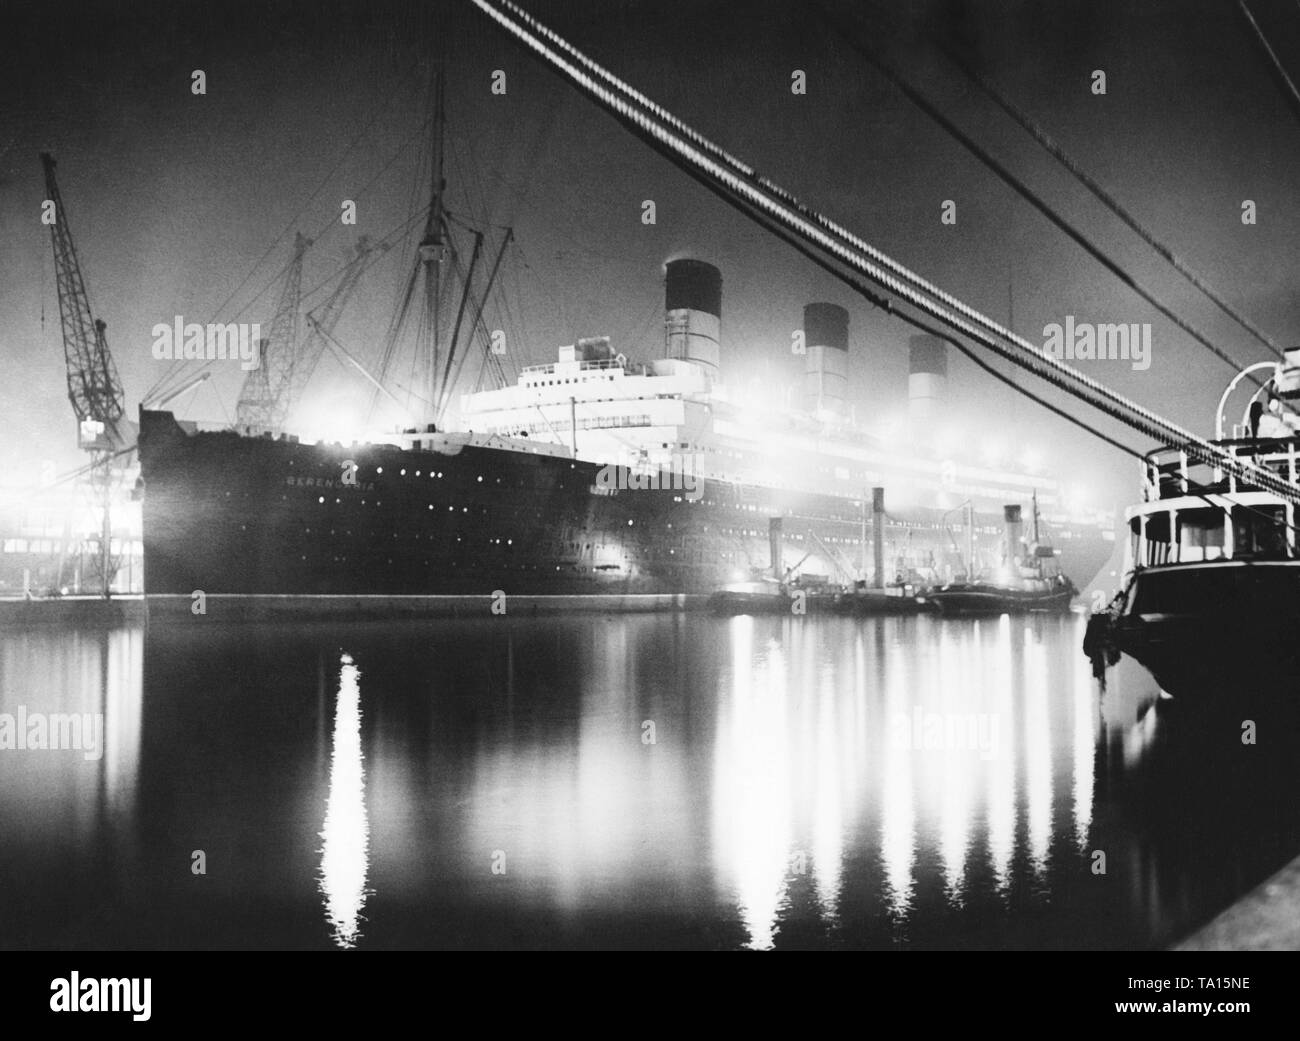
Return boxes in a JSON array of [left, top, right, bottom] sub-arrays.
[[5, 0, 1300, 512]]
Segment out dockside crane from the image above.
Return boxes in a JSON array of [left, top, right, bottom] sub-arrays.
[[40, 152, 130, 597], [284, 236, 386, 429], [40, 153, 127, 450], [235, 231, 311, 432]]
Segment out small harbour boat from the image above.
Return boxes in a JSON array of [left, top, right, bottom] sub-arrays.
[[707, 578, 794, 615], [1084, 352, 1300, 702], [924, 573, 1076, 615], [924, 496, 1077, 615], [832, 579, 929, 615], [706, 574, 842, 615]]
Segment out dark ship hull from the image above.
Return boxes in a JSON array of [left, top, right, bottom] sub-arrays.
[[924, 581, 1075, 615], [139, 409, 718, 600], [137, 409, 1112, 612], [1089, 560, 1300, 705]]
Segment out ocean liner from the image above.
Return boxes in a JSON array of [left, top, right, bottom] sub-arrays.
[[136, 64, 1112, 613], [138, 254, 1113, 611]]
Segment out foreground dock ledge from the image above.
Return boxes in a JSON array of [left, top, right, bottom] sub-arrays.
[[1176, 853, 1300, 950]]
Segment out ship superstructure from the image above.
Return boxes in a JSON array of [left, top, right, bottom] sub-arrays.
[[138, 257, 1112, 609], [457, 258, 1111, 586]]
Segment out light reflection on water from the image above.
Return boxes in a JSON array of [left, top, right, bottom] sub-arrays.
[[1, 611, 1298, 949], [319, 653, 368, 949]]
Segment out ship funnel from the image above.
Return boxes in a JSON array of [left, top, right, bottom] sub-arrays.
[[803, 302, 848, 417], [664, 259, 722, 382], [1003, 504, 1023, 567], [908, 334, 947, 434]]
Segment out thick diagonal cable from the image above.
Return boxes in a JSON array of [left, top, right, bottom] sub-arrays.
[[472, 0, 1298, 504], [674, 169, 1300, 525], [478, 0, 1256, 384]]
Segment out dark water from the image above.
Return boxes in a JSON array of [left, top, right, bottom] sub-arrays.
[[2, 611, 1298, 950]]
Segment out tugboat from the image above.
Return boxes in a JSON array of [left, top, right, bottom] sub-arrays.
[[707, 573, 794, 615], [1085, 352, 1300, 701], [924, 496, 1077, 615], [832, 579, 929, 615], [707, 567, 837, 615]]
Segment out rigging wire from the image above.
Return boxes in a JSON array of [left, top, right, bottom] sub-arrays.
[[468, 0, 1203, 428], [142, 64, 424, 403], [288, 208, 426, 408], [147, 187, 427, 409], [879, 0, 1285, 360], [146, 96, 436, 408], [298, 208, 426, 303], [1237, 0, 1300, 126], [816, 0, 1256, 380], [368, 207, 431, 421], [448, 238, 515, 404], [471, 0, 1300, 506]]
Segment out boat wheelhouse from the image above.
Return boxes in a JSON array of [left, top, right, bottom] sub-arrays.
[[1126, 440, 1295, 575]]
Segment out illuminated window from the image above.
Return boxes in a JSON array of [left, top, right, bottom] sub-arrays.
[[1176, 508, 1225, 562], [1232, 505, 1287, 559]]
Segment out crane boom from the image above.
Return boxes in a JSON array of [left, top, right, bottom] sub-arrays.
[[40, 152, 125, 440], [235, 231, 311, 431], [39, 152, 128, 597], [284, 236, 385, 424]]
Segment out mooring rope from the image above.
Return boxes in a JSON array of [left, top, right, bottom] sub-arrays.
[[471, 0, 1300, 504]]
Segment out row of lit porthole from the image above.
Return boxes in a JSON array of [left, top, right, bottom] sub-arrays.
[[301, 526, 524, 547], [373, 466, 447, 479], [296, 557, 611, 572], [289, 461, 551, 490], [312, 537, 517, 554], [371, 466, 551, 492], [306, 498, 492, 517]]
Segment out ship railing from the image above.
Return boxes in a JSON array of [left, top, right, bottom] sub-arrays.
[[520, 358, 625, 376], [1142, 438, 1300, 500]]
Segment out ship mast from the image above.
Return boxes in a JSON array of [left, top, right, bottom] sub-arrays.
[[419, 66, 450, 414], [366, 24, 518, 429]]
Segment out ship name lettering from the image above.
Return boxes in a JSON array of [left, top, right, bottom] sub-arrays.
[[284, 475, 370, 491]]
